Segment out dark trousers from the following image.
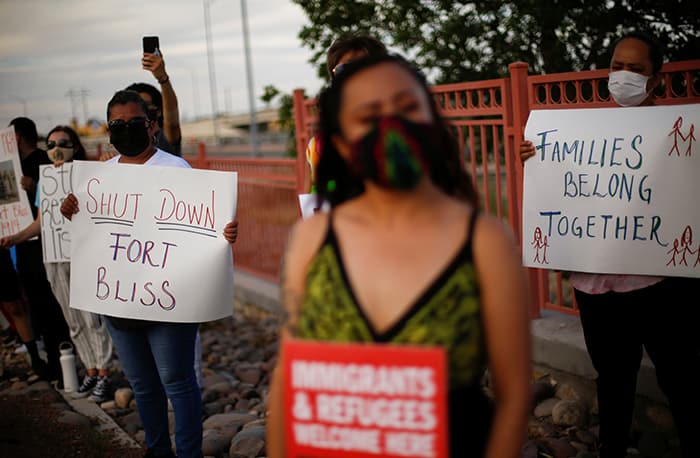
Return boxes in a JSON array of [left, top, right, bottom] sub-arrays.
[[576, 277, 700, 458], [15, 239, 71, 378]]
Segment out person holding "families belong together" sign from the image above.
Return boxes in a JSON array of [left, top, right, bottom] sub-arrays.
[[520, 31, 700, 458]]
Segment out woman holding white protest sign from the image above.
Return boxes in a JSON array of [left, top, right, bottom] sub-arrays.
[[1, 125, 116, 402], [61, 89, 239, 458], [520, 31, 700, 458], [268, 54, 532, 458]]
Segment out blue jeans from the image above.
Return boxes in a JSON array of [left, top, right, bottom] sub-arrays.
[[106, 319, 202, 458]]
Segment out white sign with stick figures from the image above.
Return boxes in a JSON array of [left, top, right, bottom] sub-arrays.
[[522, 104, 700, 278], [0, 126, 33, 238], [68, 160, 238, 322]]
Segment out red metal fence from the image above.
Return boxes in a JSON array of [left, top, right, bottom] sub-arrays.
[[186, 145, 299, 282], [190, 59, 700, 316]]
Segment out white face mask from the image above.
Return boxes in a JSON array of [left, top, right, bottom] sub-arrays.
[[47, 146, 74, 162], [607, 70, 651, 107]]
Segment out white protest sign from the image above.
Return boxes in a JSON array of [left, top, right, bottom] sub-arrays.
[[39, 163, 73, 263], [69, 160, 237, 322], [0, 126, 33, 237], [298, 193, 330, 220], [522, 104, 700, 278]]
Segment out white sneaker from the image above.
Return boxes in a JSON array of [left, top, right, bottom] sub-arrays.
[[15, 339, 45, 354]]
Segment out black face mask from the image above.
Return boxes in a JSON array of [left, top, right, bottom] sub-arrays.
[[108, 118, 151, 157]]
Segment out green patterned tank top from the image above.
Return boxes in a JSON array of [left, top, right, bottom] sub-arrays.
[[297, 211, 487, 391]]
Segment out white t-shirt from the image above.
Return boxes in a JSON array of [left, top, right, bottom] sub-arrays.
[[107, 148, 191, 169]]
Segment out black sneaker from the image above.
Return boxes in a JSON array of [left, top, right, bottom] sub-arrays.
[[72, 374, 98, 399], [30, 359, 50, 381], [88, 376, 111, 403]]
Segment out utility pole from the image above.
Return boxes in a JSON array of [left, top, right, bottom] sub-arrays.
[[65, 89, 80, 126], [203, 0, 220, 144], [65, 88, 90, 125], [240, 0, 259, 156], [224, 87, 233, 114], [79, 88, 90, 125]]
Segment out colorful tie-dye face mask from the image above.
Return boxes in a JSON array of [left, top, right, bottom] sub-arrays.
[[349, 115, 435, 190]]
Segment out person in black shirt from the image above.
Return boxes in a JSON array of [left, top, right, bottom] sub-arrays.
[[8, 117, 71, 383]]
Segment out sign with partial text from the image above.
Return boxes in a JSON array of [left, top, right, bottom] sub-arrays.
[[283, 339, 448, 458], [0, 126, 33, 238], [39, 163, 72, 263]]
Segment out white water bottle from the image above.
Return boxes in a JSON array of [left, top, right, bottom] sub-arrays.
[[59, 342, 79, 393]]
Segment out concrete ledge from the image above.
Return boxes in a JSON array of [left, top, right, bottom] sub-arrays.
[[234, 269, 282, 316], [58, 389, 141, 449], [532, 310, 665, 403]]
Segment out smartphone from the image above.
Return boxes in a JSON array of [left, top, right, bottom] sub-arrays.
[[143, 36, 160, 54]]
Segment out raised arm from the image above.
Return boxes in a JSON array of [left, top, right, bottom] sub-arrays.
[[143, 51, 181, 147], [473, 215, 532, 458]]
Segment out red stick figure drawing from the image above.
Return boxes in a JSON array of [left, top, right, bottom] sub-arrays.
[[678, 226, 696, 267], [668, 116, 684, 156], [531, 227, 550, 264], [666, 238, 681, 266], [682, 124, 695, 157]]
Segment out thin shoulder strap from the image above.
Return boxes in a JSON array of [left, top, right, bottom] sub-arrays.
[[323, 210, 337, 247]]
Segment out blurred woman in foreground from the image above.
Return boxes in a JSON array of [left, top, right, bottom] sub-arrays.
[[267, 54, 532, 458]]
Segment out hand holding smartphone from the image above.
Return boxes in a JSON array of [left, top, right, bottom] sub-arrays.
[[143, 36, 160, 56]]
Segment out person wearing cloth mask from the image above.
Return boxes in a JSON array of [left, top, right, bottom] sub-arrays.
[[268, 54, 532, 458], [1, 125, 115, 402], [304, 34, 387, 193], [61, 90, 238, 458], [520, 31, 700, 457]]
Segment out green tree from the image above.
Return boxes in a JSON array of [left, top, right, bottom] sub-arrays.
[[293, 0, 700, 83], [260, 84, 280, 108]]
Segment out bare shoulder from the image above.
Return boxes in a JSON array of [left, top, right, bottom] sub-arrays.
[[472, 213, 520, 260], [284, 212, 330, 271]]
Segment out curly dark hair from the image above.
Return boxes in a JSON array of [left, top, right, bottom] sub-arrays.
[[46, 125, 87, 161], [315, 53, 478, 208]]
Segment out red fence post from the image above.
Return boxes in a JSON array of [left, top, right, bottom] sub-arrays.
[[197, 142, 206, 169], [508, 61, 544, 319], [292, 89, 308, 194]]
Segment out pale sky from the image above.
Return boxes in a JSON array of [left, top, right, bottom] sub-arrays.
[[0, 0, 324, 135]]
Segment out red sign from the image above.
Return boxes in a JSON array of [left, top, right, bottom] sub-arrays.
[[283, 339, 448, 458]]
